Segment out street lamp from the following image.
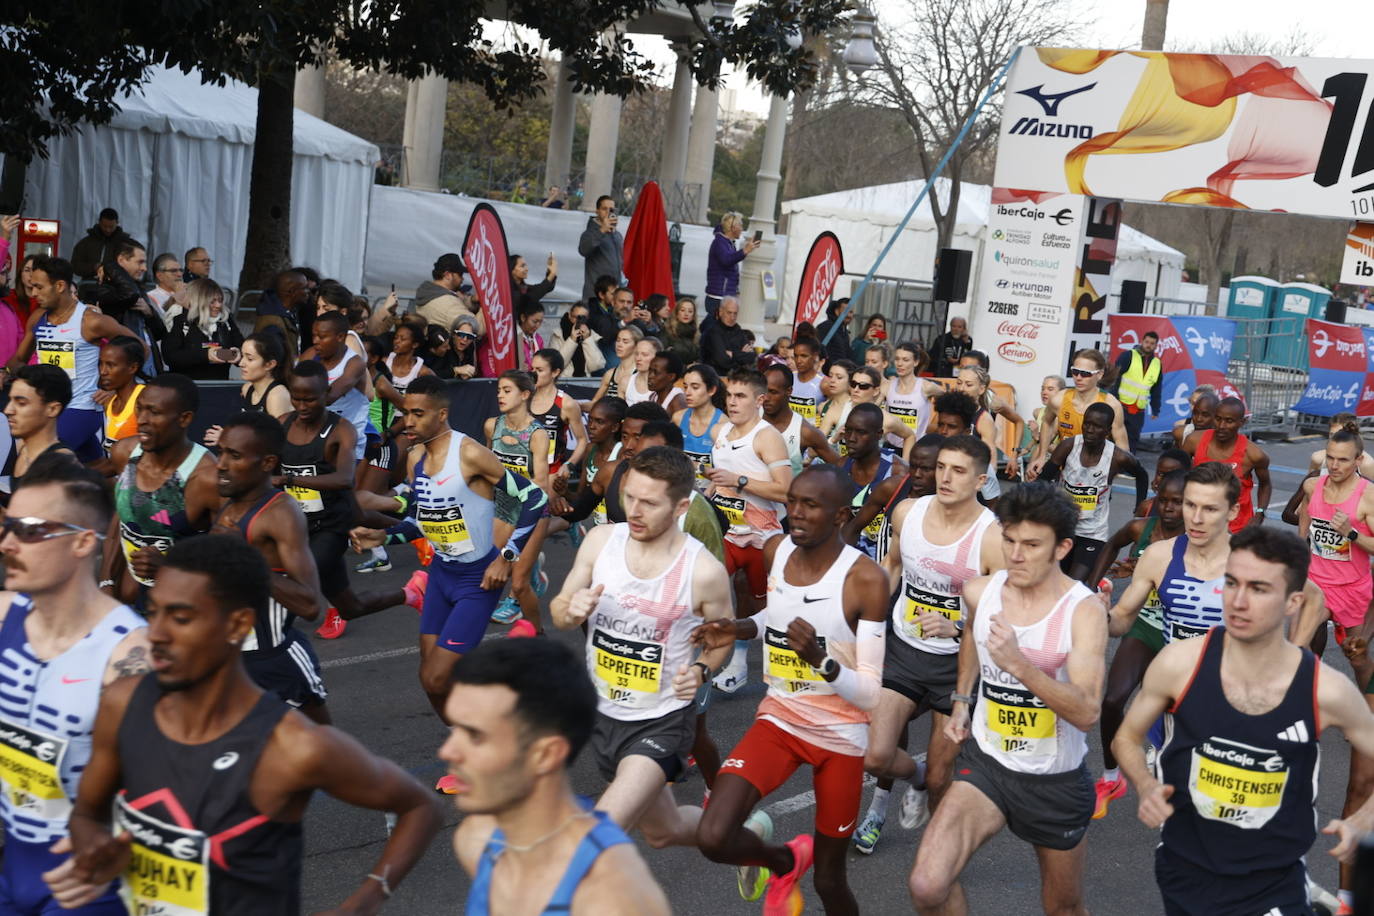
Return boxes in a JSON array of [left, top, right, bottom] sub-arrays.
[[843, 4, 877, 77], [711, 0, 735, 23]]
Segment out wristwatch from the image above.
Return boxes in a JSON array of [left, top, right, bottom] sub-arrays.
[[692, 661, 712, 682], [813, 657, 840, 680], [737, 475, 749, 491], [501, 543, 522, 562], [1348, 529, 1360, 543]]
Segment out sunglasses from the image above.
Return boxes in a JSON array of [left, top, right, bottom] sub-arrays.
[[850, 381, 877, 390], [0, 516, 103, 544], [455, 332, 478, 341], [1069, 367, 1100, 378]]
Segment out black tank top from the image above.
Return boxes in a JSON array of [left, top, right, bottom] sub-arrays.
[[533, 390, 568, 468], [115, 675, 303, 914], [605, 462, 630, 524], [242, 381, 284, 414], [1159, 628, 1320, 874], [279, 413, 352, 532], [213, 490, 297, 654]]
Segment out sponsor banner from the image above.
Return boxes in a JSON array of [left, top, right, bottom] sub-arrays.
[[462, 204, 517, 378], [1108, 315, 1238, 434], [1068, 198, 1121, 356], [992, 48, 1374, 221], [1295, 318, 1374, 416], [794, 232, 844, 334], [1342, 222, 1374, 285]]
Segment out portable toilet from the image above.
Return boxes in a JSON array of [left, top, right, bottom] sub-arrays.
[[1265, 281, 1332, 369], [1225, 276, 1281, 361]]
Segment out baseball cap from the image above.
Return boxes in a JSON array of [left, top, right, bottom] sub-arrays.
[[434, 253, 465, 276]]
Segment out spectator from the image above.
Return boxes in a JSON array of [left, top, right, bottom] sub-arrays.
[[851, 313, 888, 363], [700, 296, 755, 374], [183, 246, 214, 280], [445, 315, 481, 380], [510, 252, 557, 310], [814, 298, 855, 364], [661, 296, 699, 367], [929, 315, 973, 377], [614, 286, 653, 335], [541, 185, 567, 209], [163, 279, 244, 380], [704, 211, 759, 325], [0, 216, 24, 365], [253, 270, 306, 362], [146, 252, 184, 314], [415, 252, 483, 335], [586, 275, 621, 368], [641, 294, 672, 337], [516, 301, 546, 372], [578, 195, 623, 302], [552, 302, 605, 377], [69, 207, 130, 280], [1112, 328, 1163, 451], [96, 240, 165, 374], [3, 253, 38, 333]]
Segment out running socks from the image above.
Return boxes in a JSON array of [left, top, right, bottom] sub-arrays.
[[868, 786, 891, 820]]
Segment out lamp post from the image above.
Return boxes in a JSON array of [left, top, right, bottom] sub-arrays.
[[843, 5, 877, 77]]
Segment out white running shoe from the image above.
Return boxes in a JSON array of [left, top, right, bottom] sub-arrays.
[[897, 785, 930, 830], [713, 644, 748, 693]]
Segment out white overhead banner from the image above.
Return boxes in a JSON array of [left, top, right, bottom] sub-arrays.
[[994, 48, 1374, 221]]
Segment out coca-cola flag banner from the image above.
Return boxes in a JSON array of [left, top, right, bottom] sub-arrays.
[[794, 232, 843, 334], [1293, 318, 1374, 416], [1108, 314, 1239, 435], [462, 203, 516, 377]]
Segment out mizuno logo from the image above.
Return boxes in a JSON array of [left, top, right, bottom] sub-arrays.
[[1277, 721, 1310, 743], [1015, 83, 1096, 117]]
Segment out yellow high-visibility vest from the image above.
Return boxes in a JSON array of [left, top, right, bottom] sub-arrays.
[[1118, 349, 1161, 408]]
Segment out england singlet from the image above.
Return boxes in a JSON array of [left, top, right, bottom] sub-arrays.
[[1158, 536, 1226, 644], [1062, 437, 1116, 541], [35, 302, 99, 411], [896, 496, 997, 655], [710, 421, 784, 545], [680, 408, 722, 491], [324, 348, 369, 460], [885, 377, 930, 448], [789, 374, 823, 422], [585, 524, 703, 720], [972, 571, 1091, 775]]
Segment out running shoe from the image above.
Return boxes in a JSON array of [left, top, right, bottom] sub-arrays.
[[355, 555, 392, 574], [316, 607, 346, 640], [852, 810, 884, 855], [1307, 878, 1340, 916], [713, 645, 748, 694], [1092, 774, 1128, 820], [508, 619, 538, 639], [737, 810, 773, 902], [491, 596, 522, 624], [435, 773, 459, 794], [897, 785, 929, 830], [567, 523, 585, 549], [531, 552, 549, 597], [763, 833, 814, 916], [402, 570, 428, 612], [413, 538, 434, 567]]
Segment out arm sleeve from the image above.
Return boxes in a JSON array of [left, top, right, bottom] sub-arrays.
[[830, 619, 885, 710], [494, 469, 548, 532]]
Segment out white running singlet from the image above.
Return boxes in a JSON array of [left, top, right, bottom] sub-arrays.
[[896, 495, 997, 656]]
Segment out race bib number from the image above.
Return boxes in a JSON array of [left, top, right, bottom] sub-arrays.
[[417, 505, 475, 558], [1063, 482, 1099, 514], [36, 339, 75, 372], [0, 720, 69, 823], [1139, 589, 1165, 631], [902, 581, 960, 640], [982, 682, 1056, 757], [889, 405, 920, 430], [496, 447, 531, 478], [120, 523, 174, 588], [861, 512, 884, 542], [1188, 737, 1289, 830], [710, 493, 747, 528], [1167, 619, 1212, 644], [280, 463, 323, 514], [685, 450, 713, 486], [591, 628, 665, 708], [116, 795, 210, 916], [764, 627, 832, 695], [1310, 518, 1351, 562], [788, 396, 818, 421]]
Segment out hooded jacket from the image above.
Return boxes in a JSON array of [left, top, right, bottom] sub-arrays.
[[70, 223, 133, 280], [414, 280, 479, 333], [578, 217, 624, 301]]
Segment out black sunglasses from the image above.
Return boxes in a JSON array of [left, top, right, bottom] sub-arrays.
[[850, 381, 877, 390]]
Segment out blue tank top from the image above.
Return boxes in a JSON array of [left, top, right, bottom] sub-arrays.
[[1159, 628, 1320, 874], [465, 808, 631, 916], [1158, 536, 1226, 644], [0, 595, 144, 844], [679, 408, 722, 487], [35, 302, 99, 410], [415, 432, 496, 565]]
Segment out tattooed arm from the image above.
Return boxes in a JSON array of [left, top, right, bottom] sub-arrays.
[[103, 630, 153, 685]]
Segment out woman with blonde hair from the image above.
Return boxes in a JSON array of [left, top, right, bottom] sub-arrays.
[[588, 324, 643, 407], [163, 278, 244, 380], [705, 210, 759, 325], [957, 364, 1025, 487]]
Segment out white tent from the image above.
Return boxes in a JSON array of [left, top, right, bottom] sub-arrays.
[[779, 179, 1186, 322], [22, 66, 378, 292]]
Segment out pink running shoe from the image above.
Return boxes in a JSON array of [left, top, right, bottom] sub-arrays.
[[763, 834, 814, 916], [403, 570, 429, 612]]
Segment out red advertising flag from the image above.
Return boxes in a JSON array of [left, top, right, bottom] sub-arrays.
[[462, 204, 517, 378], [622, 182, 675, 303], [1306, 317, 1368, 372], [794, 232, 844, 335]]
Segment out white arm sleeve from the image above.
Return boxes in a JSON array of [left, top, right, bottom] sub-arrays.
[[829, 619, 885, 711], [743, 610, 768, 640]]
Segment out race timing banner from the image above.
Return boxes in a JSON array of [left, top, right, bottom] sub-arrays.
[[1294, 318, 1374, 416], [1107, 314, 1240, 435]]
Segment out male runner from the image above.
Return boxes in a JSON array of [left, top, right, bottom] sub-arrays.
[[857, 435, 1003, 855], [3, 256, 135, 460], [1182, 396, 1271, 532], [309, 310, 370, 459], [695, 465, 889, 915], [3, 365, 75, 501], [447, 639, 670, 915], [908, 483, 1105, 916], [787, 337, 825, 422], [0, 459, 150, 916], [551, 448, 734, 851], [1172, 389, 1218, 448], [844, 433, 943, 563], [762, 364, 843, 476], [837, 403, 906, 561], [212, 411, 331, 722], [105, 373, 219, 603], [1114, 527, 1374, 916], [43, 535, 442, 914]]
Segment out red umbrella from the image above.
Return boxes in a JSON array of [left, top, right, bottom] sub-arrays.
[[623, 181, 675, 304]]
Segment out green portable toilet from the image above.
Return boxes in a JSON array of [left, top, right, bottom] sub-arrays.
[[1265, 281, 1332, 369], [1225, 276, 1281, 361]]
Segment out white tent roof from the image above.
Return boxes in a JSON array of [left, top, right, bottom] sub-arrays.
[[782, 178, 992, 235]]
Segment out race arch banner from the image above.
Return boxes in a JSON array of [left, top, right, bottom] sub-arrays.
[[793, 232, 843, 335], [1294, 318, 1374, 416], [995, 48, 1374, 221], [462, 203, 516, 378], [1107, 314, 1239, 435]]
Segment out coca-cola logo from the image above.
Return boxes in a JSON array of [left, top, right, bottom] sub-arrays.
[[997, 340, 1036, 364], [995, 320, 1041, 340]]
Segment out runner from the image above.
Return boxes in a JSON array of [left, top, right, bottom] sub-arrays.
[[203, 332, 293, 447], [956, 365, 1025, 481], [309, 310, 370, 460], [1027, 375, 1065, 456], [816, 359, 856, 445], [1131, 447, 1192, 518], [43, 534, 442, 914], [844, 433, 944, 564], [694, 465, 889, 915], [589, 326, 642, 406], [1182, 396, 1271, 532], [673, 363, 727, 491], [106, 373, 219, 604], [530, 348, 589, 493], [787, 337, 825, 422], [837, 403, 906, 561], [624, 338, 662, 407], [0, 459, 149, 916], [1171, 387, 1217, 449], [385, 322, 433, 396], [447, 639, 671, 915], [554, 397, 625, 534], [761, 364, 843, 475], [96, 336, 144, 457], [1306, 414, 1374, 479], [550, 447, 734, 852], [211, 411, 332, 723], [3, 365, 76, 502], [857, 435, 1003, 857], [885, 343, 943, 448], [1030, 348, 1128, 476], [1113, 527, 1374, 916], [2, 256, 135, 460], [908, 482, 1105, 916], [1036, 402, 1150, 583]]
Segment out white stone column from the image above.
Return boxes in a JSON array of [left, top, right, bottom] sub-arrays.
[[294, 64, 326, 119], [582, 92, 623, 210], [737, 94, 788, 335], [403, 72, 448, 192], [544, 58, 576, 192], [684, 83, 719, 225], [658, 42, 695, 220]]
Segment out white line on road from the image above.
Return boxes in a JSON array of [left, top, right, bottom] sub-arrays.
[[321, 646, 418, 669], [765, 774, 875, 817]]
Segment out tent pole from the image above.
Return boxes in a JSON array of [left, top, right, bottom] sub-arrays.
[[822, 46, 1022, 347]]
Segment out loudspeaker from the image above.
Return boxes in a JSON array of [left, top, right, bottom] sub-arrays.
[[934, 248, 972, 302], [1326, 299, 1349, 324], [1119, 280, 1147, 313]]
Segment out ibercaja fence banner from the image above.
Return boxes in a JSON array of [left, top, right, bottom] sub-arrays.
[[1294, 318, 1374, 417]]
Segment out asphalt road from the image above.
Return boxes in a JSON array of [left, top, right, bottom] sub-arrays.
[[297, 435, 1354, 915]]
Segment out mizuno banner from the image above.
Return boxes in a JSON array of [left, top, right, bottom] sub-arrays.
[[793, 232, 844, 334], [1108, 315, 1240, 435], [462, 204, 516, 378], [1293, 318, 1374, 416]]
